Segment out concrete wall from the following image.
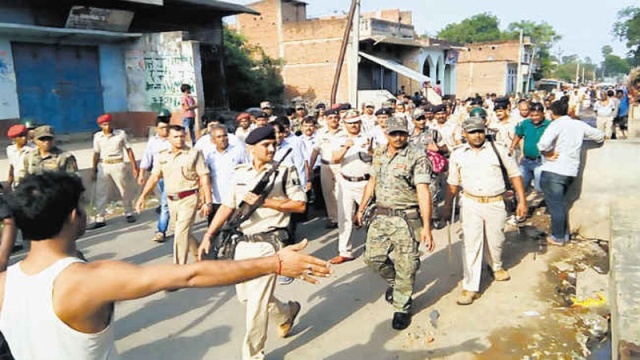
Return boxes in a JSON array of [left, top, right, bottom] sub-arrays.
[[99, 45, 129, 113], [456, 61, 508, 98], [123, 32, 202, 113], [0, 39, 20, 122]]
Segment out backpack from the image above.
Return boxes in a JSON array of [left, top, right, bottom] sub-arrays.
[[427, 150, 448, 174]]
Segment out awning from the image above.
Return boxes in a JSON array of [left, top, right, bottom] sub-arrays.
[[0, 23, 142, 43], [359, 51, 430, 83]]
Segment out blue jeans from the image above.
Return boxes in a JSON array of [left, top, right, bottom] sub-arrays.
[[182, 117, 195, 145], [520, 157, 542, 192], [540, 171, 574, 242], [157, 178, 170, 234]]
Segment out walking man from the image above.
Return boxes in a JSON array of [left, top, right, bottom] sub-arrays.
[[138, 110, 172, 243], [0, 171, 329, 360], [22, 126, 77, 176], [330, 110, 373, 264], [87, 114, 139, 230], [537, 100, 604, 246], [6, 124, 34, 190], [180, 83, 198, 145], [444, 117, 527, 305], [356, 116, 435, 330], [136, 125, 212, 265], [198, 126, 309, 360]]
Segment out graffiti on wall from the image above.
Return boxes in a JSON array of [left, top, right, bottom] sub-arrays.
[[125, 52, 196, 111], [0, 50, 14, 80]]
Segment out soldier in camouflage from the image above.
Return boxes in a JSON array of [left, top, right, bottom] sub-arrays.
[[355, 115, 435, 331], [21, 126, 78, 177]]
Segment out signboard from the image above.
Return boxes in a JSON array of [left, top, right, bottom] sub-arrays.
[[65, 6, 134, 32], [445, 50, 459, 65]]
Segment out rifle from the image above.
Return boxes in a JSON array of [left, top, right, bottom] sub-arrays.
[[211, 148, 292, 259]]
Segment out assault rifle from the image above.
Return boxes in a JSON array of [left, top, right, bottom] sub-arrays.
[[211, 148, 292, 259]]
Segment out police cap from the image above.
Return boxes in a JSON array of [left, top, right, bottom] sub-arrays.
[[245, 126, 276, 145]]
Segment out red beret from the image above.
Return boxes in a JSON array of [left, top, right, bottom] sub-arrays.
[[7, 124, 28, 139], [97, 114, 112, 125], [236, 112, 250, 121]]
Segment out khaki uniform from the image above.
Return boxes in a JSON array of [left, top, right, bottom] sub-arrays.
[[333, 133, 372, 258], [223, 163, 306, 360], [447, 142, 520, 293], [93, 130, 134, 221], [6, 143, 34, 189], [23, 147, 78, 176], [313, 127, 345, 223], [365, 144, 432, 313], [152, 147, 208, 265]]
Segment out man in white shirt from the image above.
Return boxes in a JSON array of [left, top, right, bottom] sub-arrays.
[[5, 124, 34, 190], [360, 102, 377, 134], [235, 112, 253, 142], [370, 108, 392, 148], [537, 100, 604, 246], [195, 124, 249, 224]]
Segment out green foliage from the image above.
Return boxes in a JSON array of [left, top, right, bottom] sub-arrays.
[[436, 13, 502, 44], [223, 27, 284, 110], [437, 14, 560, 78], [614, 6, 640, 64], [603, 54, 632, 77], [601, 45, 613, 58]]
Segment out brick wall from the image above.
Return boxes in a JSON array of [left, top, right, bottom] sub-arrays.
[[236, 0, 280, 59], [460, 40, 521, 63], [456, 61, 507, 98]]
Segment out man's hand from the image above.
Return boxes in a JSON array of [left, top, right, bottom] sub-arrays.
[[420, 228, 435, 252], [134, 197, 145, 214], [516, 201, 527, 219], [197, 233, 213, 261], [544, 151, 559, 161], [353, 211, 363, 228], [277, 239, 331, 284], [200, 203, 212, 218], [137, 174, 145, 186], [305, 182, 312, 192], [344, 139, 354, 148], [243, 192, 260, 206], [132, 167, 139, 180]]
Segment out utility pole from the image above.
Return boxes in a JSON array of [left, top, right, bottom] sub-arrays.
[[516, 29, 523, 95], [331, 0, 359, 105], [347, 0, 360, 106], [575, 61, 580, 85]]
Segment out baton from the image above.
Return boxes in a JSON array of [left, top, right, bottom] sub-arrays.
[[447, 196, 456, 263]]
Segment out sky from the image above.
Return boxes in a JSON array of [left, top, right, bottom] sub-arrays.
[[226, 0, 637, 63]]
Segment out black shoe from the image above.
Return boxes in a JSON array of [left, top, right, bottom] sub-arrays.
[[155, 206, 161, 214], [126, 215, 136, 223], [431, 218, 447, 230], [392, 312, 411, 330], [326, 221, 338, 229], [86, 222, 106, 230], [385, 287, 393, 304]]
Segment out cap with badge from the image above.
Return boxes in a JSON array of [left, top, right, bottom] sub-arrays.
[[295, 104, 306, 110], [325, 108, 339, 116], [255, 111, 269, 119], [339, 103, 352, 111], [364, 101, 375, 108], [432, 104, 446, 113], [7, 124, 28, 139], [34, 125, 55, 140], [97, 114, 112, 125], [375, 108, 392, 116], [343, 109, 361, 123], [413, 108, 426, 119], [315, 103, 326, 109], [462, 117, 486, 132], [386, 115, 409, 133], [260, 101, 272, 109], [245, 126, 276, 145], [493, 97, 510, 110]]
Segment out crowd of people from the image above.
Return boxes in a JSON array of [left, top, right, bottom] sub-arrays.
[[0, 74, 625, 358]]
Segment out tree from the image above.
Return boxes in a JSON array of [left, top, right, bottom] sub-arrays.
[[614, 6, 640, 65], [601, 45, 613, 58], [223, 27, 284, 110], [603, 54, 632, 77], [436, 13, 502, 44], [504, 20, 561, 79]]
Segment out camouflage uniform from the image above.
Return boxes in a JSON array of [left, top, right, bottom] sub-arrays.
[[364, 143, 432, 313], [22, 147, 78, 176]]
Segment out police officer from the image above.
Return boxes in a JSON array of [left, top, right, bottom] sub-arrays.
[[22, 126, 77, 177], [136, 125, 212, 265], [443, 117, 527, 306], [198, 126, 309, 360], [87, 114, 139, 229], [355, 115, 435, 330], [5, 124, 34, 190]]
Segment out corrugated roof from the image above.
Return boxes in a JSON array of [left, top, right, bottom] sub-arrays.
[[170, 0, 260, 15]]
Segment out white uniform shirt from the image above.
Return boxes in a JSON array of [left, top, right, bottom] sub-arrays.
[[195, 141, 249, 204]]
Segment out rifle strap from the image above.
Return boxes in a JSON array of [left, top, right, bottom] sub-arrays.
[[488, 138, 513, 191], [235, 168, 280, 225]]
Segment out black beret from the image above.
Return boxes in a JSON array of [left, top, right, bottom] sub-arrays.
[[315, 103, 326, 109], [432, 104, 446, 113], [325, 108, 339, 116], [339, 103, 352, 111], [469, 98, 483, 106], [493, 101, 509, 110], [245, 126, 276, 145], [255, 111, 269, 119], [375, 108, 393, 116]]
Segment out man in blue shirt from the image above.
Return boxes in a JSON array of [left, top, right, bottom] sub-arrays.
[[614, 89, 629, 139], [509, 102, 550, 195]]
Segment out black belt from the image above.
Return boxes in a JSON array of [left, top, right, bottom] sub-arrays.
[[341, 174, 370, 182], [524, 156, 541, 161]]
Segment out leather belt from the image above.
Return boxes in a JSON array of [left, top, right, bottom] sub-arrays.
[[375, 206, 419, 217], [167, 189, 198, 201], [321, 159, 340, 165], [342, 174, 370, 182], [524, 156, 541, 161], [464, 192, 504, 203], [102, 158, 124, 164]]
